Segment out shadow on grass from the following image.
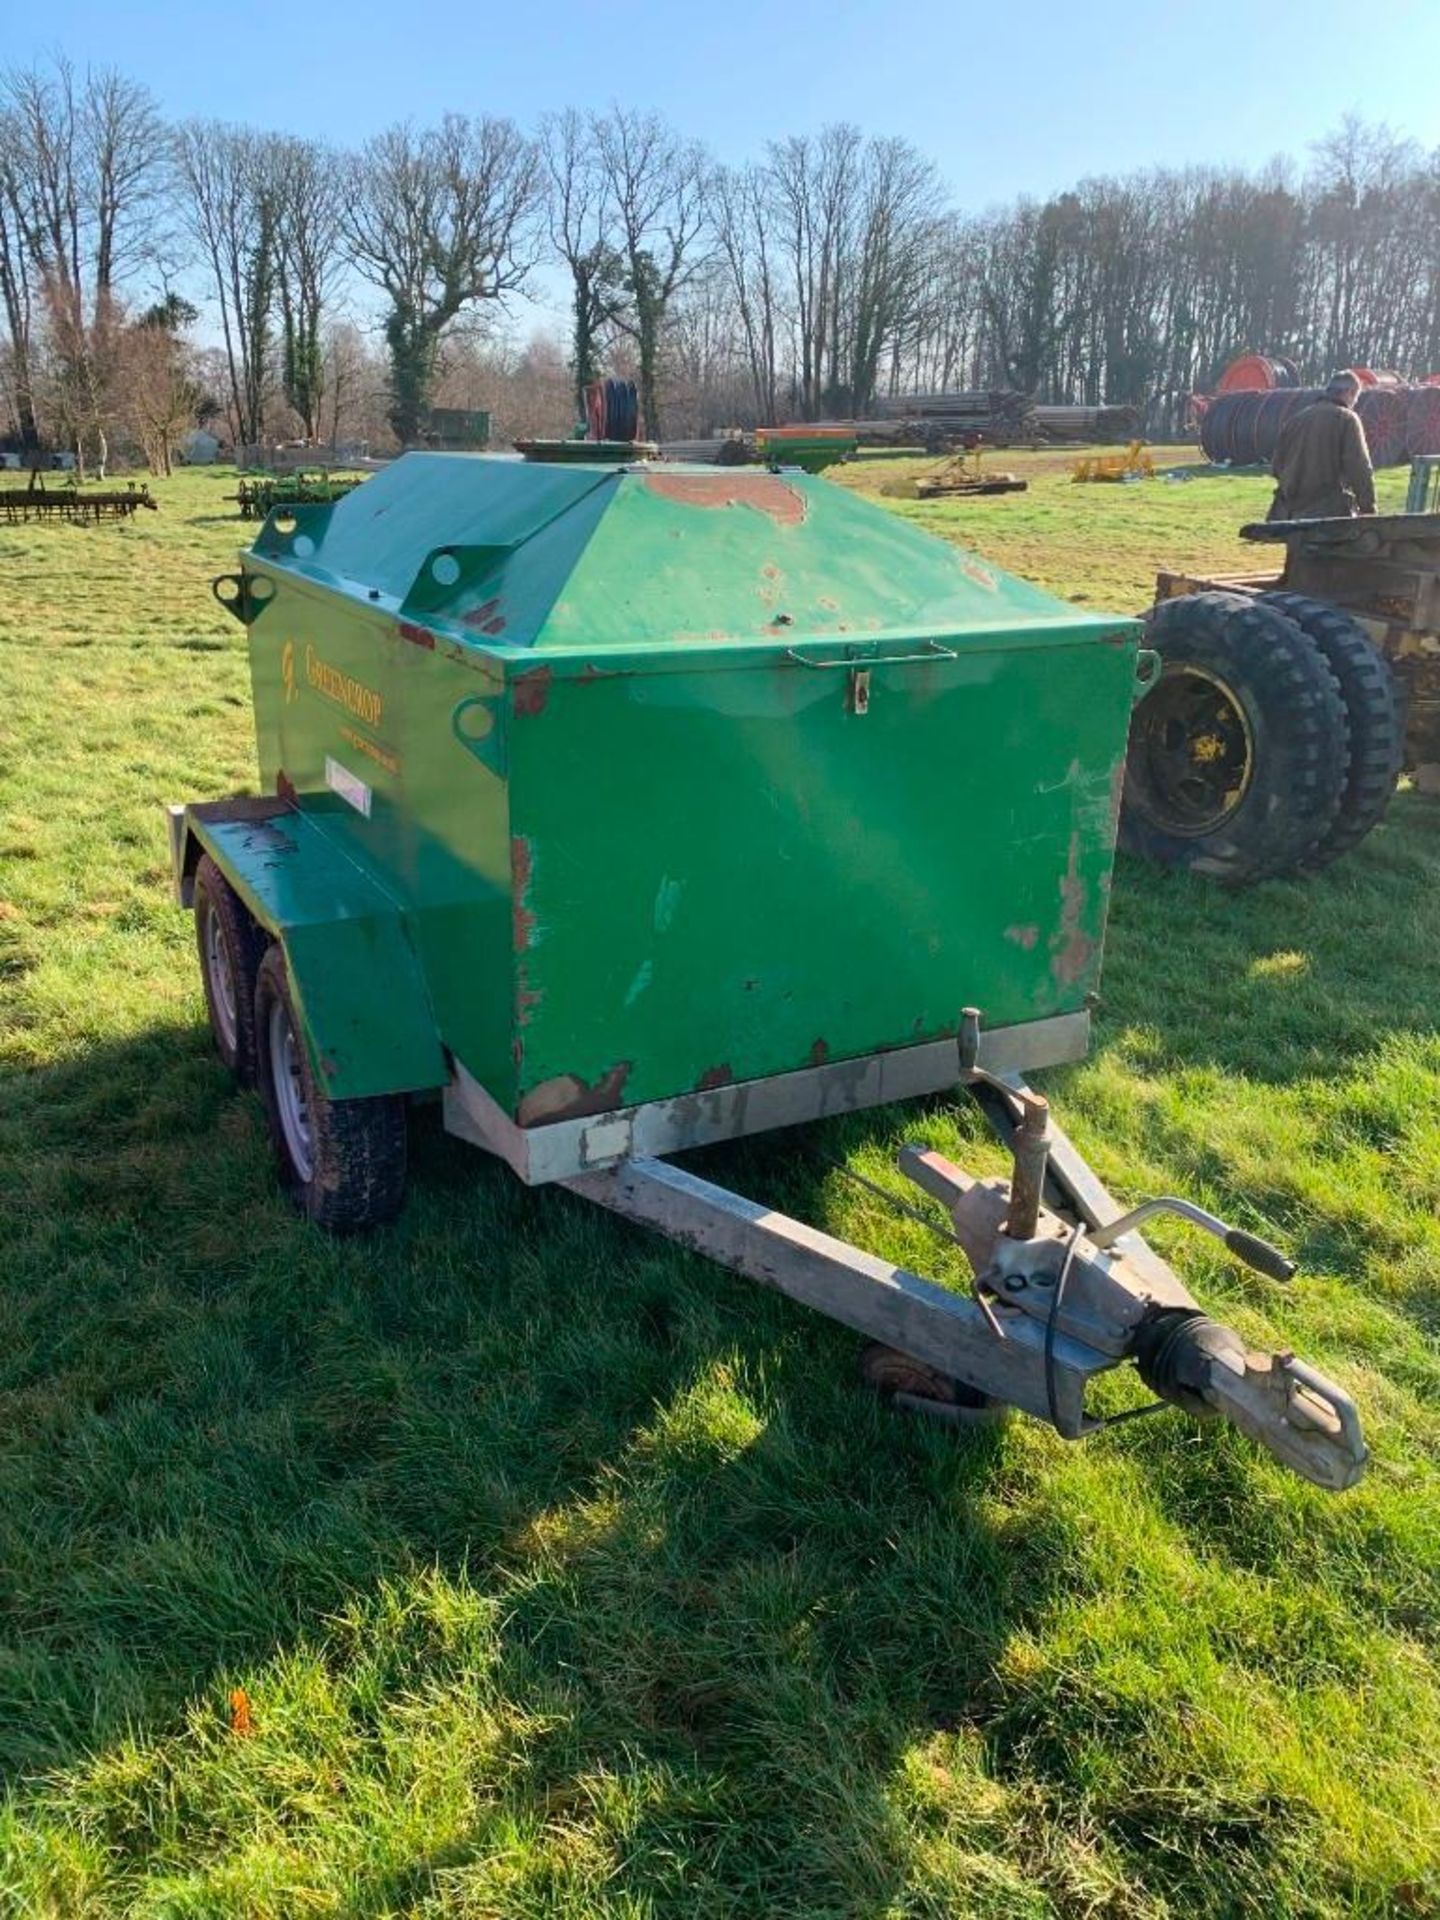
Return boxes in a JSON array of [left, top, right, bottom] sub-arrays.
[[1, 1013, 1358, 1909], [0, 1021, 1039, 1897], [1098, 787, 1440, 1089]]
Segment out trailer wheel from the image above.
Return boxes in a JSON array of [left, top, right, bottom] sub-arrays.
[[1121, 591, 1349, 885], [194, 854, 265, 1084], [858, 1342, 1005, 1425], [1259, 592, 1404, 868], [253, 945, 407, 1234]]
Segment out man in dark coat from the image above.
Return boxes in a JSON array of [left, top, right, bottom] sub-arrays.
[[1268, 371, 1377, 520]]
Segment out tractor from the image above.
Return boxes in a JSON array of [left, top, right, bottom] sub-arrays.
[[1123, 475, 1440, 883]]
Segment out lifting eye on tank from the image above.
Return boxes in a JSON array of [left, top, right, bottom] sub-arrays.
[[210, 573, 276, 625]]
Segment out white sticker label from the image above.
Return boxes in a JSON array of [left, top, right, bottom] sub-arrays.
[[325, 755, 372, 818]]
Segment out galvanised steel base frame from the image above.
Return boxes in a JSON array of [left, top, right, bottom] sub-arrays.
[[447, 1038, 1367, 1492], [565, 1151, 1100, 1433], [442, 1014, 1089, 1185]]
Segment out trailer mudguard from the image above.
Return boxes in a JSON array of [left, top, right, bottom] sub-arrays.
[[169, 800, 446, 1101]]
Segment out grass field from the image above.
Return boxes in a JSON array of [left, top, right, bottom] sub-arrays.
[[1, 450, 1438, 1918]]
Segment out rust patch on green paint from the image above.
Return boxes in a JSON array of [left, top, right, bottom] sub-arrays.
[[516, 982, 542, 1029], [518, 1061, 632, 1126], [695, 1064, 733, 1091], [643, 471, 806, 526], [512, 835, 542, 1029], [512, 666, 553, 716], [1051, 834, 1096, 986], [1005, 923, 1040, 950], [808, 1038, 829, 1067], [511, 836, 537, 951], [462, 596, 507, 636]]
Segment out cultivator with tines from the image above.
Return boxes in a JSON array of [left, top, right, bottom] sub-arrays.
[[0, 478, 157, 523], [232, 470, 367, 521]]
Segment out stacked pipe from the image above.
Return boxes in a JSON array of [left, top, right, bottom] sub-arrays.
[[872, 389, 1037, 444], [1200, 384, 1440, 468], [1032, 403, 1143, 443]]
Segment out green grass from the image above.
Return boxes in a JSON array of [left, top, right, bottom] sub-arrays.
[[1, 456, 1438, 1917]]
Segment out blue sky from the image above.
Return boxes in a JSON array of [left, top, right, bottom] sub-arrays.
[[11, 0, 1439, 337], [17, 0, 1437, 194]]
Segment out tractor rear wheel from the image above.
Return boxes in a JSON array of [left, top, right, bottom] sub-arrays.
[[1259, 592, 1404, 869], [253, 945, 408, 1234], [194, 854, 266, 1084], [1121, 591, 1350, 885]]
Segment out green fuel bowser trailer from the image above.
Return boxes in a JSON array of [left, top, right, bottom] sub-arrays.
[[173, 449, 1366, 1494]]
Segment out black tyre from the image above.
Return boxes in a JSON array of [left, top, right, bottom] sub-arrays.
[[253, 944, 407, 1233], [1260, 591, 1404, 868], [1121, 591, 1350, 886], [194, 854, 266, 1083]]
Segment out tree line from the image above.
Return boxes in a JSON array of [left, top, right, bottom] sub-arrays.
[[2, 53, 1438, 470]]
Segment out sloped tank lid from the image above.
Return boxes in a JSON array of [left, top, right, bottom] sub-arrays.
[[256, 451, 1132, 652]]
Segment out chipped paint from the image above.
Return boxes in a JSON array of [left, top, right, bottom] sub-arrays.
[[695, 1064, 734, 1091], [807, 1038, 830, 1067], [238, 821, 298, 861], [1005, 924, 1040, 950], [462, 597, 503, 629], [518, 1061, 632, 1126], [512, 665, 553, 716], [511, 835, 543, 1029], [398, 619, 435, 650], [624, 959, 654, 1008], [642, 471, 807, 526], [653, 875, 683, 932], [511, 836, 537, 949], [515, 977, 542, 1029], [1050, 833, 1097, 986]]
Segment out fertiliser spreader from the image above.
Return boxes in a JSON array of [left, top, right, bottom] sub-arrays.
[[170, 449, 1366, 1492]]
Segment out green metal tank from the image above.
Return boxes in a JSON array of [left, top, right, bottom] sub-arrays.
[[186, 452, 1148, 1152]]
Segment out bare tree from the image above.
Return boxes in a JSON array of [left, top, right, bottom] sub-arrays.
[[119, 293, 202, 473], [343, 113, 541, 446], [539, 109, 627, 417], [173, 122, 278, 449], [0, 55, 162, 470], [772, 128, 858, 418], [87, 67, 162, 298], [844, 136, 941, 414], [712, 163, 780, 423], [590, 108, 708, 440], [272, 137, 343, 440], [319, 320, 389, 450], [0, 116, 39, 449]]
